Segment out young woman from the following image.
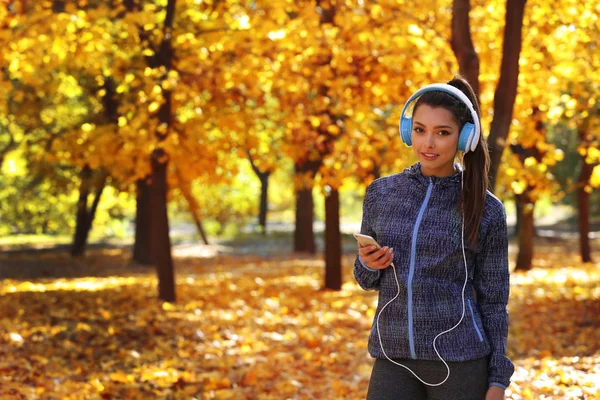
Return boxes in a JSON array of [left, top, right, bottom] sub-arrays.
[[354, 76, 514, 400]]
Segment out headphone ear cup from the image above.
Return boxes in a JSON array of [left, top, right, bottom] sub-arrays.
[[400, 116, 413, 146], [469, 123, 480, 152], [458, 122, 475, 153]]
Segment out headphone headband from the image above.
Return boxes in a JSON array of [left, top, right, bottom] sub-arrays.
[[398, 83, 481, 152]]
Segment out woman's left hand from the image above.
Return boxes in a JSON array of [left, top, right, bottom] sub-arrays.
[[485, 386, 505, 400]]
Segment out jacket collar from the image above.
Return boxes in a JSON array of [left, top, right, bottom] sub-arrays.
[[404, 162, 463, 187]]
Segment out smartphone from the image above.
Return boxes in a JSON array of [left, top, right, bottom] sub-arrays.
[[353, 233, 382, 249]]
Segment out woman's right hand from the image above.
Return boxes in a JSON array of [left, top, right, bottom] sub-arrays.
[[357, 242, 394, 270]]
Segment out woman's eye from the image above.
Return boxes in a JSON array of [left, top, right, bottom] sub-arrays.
[[413, 127, 424, 133], [438, 130, 450, 136]]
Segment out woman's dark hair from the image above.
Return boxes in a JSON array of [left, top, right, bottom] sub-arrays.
[[413, 75, 490, 247]]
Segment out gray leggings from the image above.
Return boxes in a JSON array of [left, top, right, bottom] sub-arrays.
[[366, 356, 489, 400]]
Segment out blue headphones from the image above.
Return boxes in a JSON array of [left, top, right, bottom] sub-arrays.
[[399, 84, 481, 153]]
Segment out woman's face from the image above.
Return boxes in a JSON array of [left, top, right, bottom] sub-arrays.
[[411, 104, 460, 177]]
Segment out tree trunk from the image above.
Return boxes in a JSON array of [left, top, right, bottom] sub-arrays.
[[577, 168, 592, 263], [324, 187, 342, 290], [258, 172, 269, 235], [133, 178, 152, 264], [294, 187, 316, 253], [577, 119, 594, 263], [52, 0, 65, 12], [41, 218, 50, 235], [72, 167, 107, 257], [150, 148, 175, 302], [85, 175, 107, 235], [194, 212, 209, 245], [515, 193, 535, 271], [175, 168, 209, 245], [123, 0, 135, 12], [450, 0, 480, 100], [293, 160, 320, 253], [17, 0, 30, 13], [487, 0, 527, 192], [149, 0, 177, 302], [247, 152, 270, 235], [514, 195, 522, 237], [577, 118, 594, 263], [72, 165, 92, 256]]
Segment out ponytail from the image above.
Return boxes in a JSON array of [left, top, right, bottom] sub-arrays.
[[447, 75, 490, 247]]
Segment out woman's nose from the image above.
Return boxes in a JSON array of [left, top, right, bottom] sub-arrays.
[[425, 133, 435, 148]]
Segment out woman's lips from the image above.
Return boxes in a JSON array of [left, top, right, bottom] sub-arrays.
[[421, 153, 439, 160]]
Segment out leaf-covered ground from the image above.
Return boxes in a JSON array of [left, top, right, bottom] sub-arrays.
[[0, 239, 599, 399]]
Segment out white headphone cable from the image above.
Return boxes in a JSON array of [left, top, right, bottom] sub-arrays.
[[375, 156, 469, 386]]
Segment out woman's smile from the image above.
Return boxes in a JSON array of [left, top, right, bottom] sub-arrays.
[[421, 152, 439, 160]]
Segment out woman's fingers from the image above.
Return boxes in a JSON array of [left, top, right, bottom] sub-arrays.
[[374, 249, 393, 269], [358, 245, 385, 258], [357, 244, 374, 254], [359, 246, 394, 270]]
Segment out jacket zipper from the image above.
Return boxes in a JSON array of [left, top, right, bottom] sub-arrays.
[[468, 299, 484, 342], [407, 178, 433, 359]]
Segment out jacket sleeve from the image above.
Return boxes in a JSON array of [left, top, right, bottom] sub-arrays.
[[473, 208, 514, 389], [353, 182, 382, 291]]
